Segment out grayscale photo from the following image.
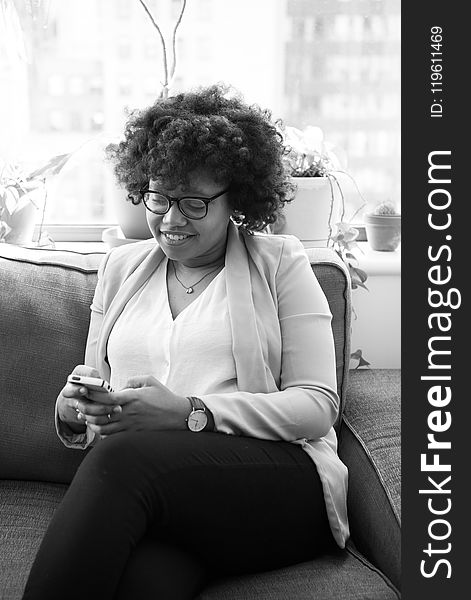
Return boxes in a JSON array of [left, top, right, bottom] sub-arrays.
[[0, 1, 401, 598]]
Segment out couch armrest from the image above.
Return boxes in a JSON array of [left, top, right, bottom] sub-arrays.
[[307, 248, 351, 428], [338, 369, 401, 590]]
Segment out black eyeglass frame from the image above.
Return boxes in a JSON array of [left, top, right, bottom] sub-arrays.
[[138, 187, 230, 220]]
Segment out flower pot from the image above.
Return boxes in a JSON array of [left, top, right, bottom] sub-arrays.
[[102, 226, 144, 249], [103, 143, 151, 241], [277, 177, 342, 247], [364, 213, 401, 251], [111, 187, 151, 240]]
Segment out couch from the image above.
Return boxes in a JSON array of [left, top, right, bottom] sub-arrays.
[[0, 242, 401, 599]]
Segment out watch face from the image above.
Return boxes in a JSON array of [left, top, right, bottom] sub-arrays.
[[188, 410, 208, 432]]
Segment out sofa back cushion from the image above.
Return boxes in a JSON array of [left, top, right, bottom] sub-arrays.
[[0, 246, 104, 483], [0, 243, 350, 484]]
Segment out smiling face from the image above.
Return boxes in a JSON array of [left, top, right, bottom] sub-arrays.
[[146, 170, 233, 268]]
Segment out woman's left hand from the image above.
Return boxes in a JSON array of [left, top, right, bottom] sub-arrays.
[[84, 375, 189, 437]]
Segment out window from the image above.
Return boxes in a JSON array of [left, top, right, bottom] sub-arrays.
[[115, 0, 132, 19], [69, 77, 85, 95], [1, 0, 400, 239], [117, 40, 132, 60], [118, 78, 133, 97], [48, 75, 65, 96]]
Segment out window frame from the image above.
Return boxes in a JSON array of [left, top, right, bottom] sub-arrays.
[[35, 224, 116, 243]]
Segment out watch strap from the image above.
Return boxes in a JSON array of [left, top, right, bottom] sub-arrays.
[[187, 396, 206, 413]]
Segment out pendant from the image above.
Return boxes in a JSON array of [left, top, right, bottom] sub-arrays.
[[186, 287, 194, 294]]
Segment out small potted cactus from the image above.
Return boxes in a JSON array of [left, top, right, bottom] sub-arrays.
[[364, 200, 401, 251]]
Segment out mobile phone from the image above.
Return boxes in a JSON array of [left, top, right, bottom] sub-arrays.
[[67, 375, 114, 393]]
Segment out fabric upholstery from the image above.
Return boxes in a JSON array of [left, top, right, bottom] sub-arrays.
[[199, 546, 399, 600], [305, 249, 351, 426], [0, 246, 103, 483], [339, 369, 401, 590]]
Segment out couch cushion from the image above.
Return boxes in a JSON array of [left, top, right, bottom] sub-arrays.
[[0, 480, 68, 599], [0, 245, 104, 483], [199, 546, 399, 600], [0, 480, 399, 600], [339, 369, 401, 590]]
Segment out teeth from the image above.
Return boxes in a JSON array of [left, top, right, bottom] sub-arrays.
[[164, 233, 190, 241]]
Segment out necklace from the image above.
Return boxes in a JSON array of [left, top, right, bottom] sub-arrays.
[[171, 260, 223, 294]]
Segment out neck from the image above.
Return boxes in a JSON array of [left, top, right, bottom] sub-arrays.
[[172, 254, 225, 275], [172, 238, 227, 272]]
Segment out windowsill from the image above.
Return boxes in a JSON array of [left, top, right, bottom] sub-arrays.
[[53, 241, 107, 253], [304, 241, 400, 276], [33, 224, 116, 244], [352, 242, 401, 276]]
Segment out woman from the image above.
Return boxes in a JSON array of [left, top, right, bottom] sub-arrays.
[[23, 85, 349, 600]]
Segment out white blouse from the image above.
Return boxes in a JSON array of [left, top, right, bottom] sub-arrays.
[[107, 258, 238, 396]]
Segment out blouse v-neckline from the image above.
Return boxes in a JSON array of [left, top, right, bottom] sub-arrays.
[[165, 258, 225, 322]]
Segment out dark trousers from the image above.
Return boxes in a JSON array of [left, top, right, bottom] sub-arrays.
[[23, 431, 334, 600]]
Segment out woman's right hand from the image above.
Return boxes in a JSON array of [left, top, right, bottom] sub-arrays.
[[57, 365, 104, 433]]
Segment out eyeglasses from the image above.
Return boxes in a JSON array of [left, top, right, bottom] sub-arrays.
[[138, 187, 230, 220]]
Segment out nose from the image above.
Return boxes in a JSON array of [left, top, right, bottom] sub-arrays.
[[161, 201, 187, 226]]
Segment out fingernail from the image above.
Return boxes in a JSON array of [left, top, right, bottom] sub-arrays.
[[79, 387, 87, 395], [113, 405, 122, 414]]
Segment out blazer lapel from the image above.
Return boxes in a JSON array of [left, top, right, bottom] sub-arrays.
[[225, 223, 270, 393]]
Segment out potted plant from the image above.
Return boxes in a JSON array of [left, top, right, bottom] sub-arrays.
[[0, 154, 70, 246], [276, 125, 360, 248], [330, 221, 368, 291], [364, 200, 401, 252], [271, 124, 369, 289]]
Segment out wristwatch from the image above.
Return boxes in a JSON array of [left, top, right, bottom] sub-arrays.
[[186, 396, 209, 432]]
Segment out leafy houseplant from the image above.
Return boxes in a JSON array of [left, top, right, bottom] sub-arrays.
[[276, 126, 343, 246], [0, 163, 38, 245], [278, 125, 368, 290], [0, 154, 70, 246], [282, 125, 342, 179], [364, 200, 401, 252], [330, 221, 368, 291]]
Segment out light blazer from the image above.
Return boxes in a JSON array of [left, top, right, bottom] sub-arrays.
[[64, 222, 349, 547]]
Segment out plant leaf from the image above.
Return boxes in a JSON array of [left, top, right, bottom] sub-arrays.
[[356, 355, 371, 368], [350, 348, 371, 369], [26, 153, 71, 181], [3, 187, 19, 215], [0, 220, 12, 240], [353, 266, 368, 283]]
